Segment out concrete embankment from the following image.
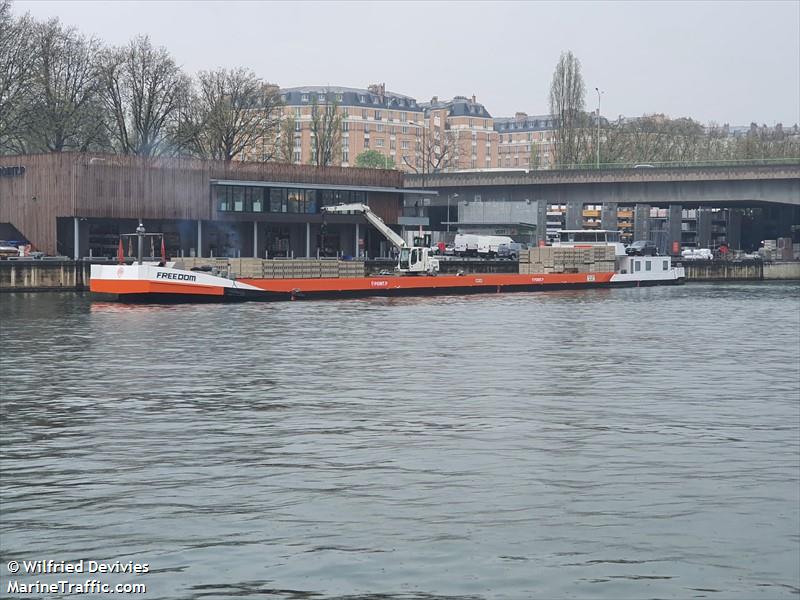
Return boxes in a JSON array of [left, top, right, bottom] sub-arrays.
[[1, 259, 799, 292], [0, 260, 91, 291], [677, 259, 800, 281]]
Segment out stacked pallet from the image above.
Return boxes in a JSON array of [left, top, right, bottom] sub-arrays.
[[230, 258, 265, 278], [519, 246, 617, 275], [173, 257, 229, 272], [338, 260, 365, 278], [172, 258, 365, 279]]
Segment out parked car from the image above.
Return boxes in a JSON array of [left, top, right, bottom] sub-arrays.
[[497, 242, 528, 260], [626, 240, 658, 256]]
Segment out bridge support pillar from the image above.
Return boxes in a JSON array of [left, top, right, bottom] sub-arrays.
[[634, 205, 651, 243], [601, 202, 618, 232], [668, 204, 683, 255], [566, 201, 583, 230]]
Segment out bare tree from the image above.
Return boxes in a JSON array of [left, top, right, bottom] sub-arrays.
[[0, 1, 34, 152], [277, 113, 297, 163], [185, 68, 281, 162], [21, 18, 106, 152], [548, 50, 586, 167], [427, 127, 461, 172], [402, 124, 460, 173], [98, 35, 190, 156], [309, 90, 341, 167]]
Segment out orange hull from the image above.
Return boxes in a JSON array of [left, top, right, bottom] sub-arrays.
[[240, 272, 615, 296], [90, 279, 225, 296]]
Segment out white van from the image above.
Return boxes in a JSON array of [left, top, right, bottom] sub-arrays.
[[477, 235, 514, 258], [454, 234, 479, 257]]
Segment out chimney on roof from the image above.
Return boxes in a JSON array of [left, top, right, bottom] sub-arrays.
[[431, 96, 438, 104], [471, 94, 476, 103], [368, 82, 386, 97], [515, 112, 527, 122]]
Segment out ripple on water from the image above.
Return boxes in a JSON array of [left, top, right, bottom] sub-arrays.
[[1, 282, 798, 599]]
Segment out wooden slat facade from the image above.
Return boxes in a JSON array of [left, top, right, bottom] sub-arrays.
[[0, 153, 405, 255]]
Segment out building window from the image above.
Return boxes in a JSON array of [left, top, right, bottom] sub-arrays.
[[293, 150, 301, 163], [634, 260, 641, 272], [401, 140, 409, 149], [390, 140, 396, 150], [402, 126, 409, 134], [301, 94, 309, 102], [376, 138, 384, 147], [377, 123, 384, 133], [375, 110, 382, 120], [663, 260, 669, 270], [362, 109, 368, 120], [364, 139, 369, 149], [342, 136, 349, 148], [294, 121, 301, 132], [270, 188, 287, 212], [216, 186, 230, 211], [342, 150, 349, 163], [287, 189, 303, 213], [342, 121, 349, 131], [645, 260, 652, 271], [401, 111, 407, 122], [232, 187, 244, 211]]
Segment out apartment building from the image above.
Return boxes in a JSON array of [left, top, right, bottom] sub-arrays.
[[421, 95, 498, 171], [275, 84, 425, 170], [493, 113, 557, 170]]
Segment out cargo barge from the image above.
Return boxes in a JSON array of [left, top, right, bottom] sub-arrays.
[[90, 210, 684, 303]]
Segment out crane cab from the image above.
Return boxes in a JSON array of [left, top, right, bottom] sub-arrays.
[[398, 247, 439, 275]]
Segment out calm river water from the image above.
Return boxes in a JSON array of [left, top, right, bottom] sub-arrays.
[[1, 282, 799, 599]]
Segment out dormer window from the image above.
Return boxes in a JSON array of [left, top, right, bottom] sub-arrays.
[[301, 94, 309, 102]]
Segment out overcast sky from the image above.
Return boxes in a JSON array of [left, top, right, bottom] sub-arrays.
[[13, 0, 800, 126]]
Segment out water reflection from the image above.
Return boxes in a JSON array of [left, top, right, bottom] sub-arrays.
[[1, 283, 798, 599]]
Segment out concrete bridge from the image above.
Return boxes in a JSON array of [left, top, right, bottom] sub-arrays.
[[404, 163, 800, 208], [403, 163, 800, 249]]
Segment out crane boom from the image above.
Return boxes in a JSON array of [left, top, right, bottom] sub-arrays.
[[321, 203, 407, 249]]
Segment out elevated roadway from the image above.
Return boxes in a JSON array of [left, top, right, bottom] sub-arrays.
[[405, 163, 800, 208]]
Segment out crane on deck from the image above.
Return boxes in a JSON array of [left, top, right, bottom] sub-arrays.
[[321, 203, 439, 275]]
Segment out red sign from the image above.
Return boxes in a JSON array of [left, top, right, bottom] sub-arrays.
[[672, 241, 681, 255]]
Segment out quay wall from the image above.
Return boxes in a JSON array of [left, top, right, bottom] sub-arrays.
[[764, 261, 800, 280], [679, 260, 763, 281], [0, 260, 90, 291]]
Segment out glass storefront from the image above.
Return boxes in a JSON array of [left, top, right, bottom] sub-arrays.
[[216, 185, 366, 214]]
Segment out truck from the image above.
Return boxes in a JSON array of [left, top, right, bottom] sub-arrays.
[[321, 203, 439, 275], [454, 234, 514, 258]]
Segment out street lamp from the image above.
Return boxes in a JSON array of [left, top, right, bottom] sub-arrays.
[[595, 87, 603, 169], [447, 193, 458, 233]]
